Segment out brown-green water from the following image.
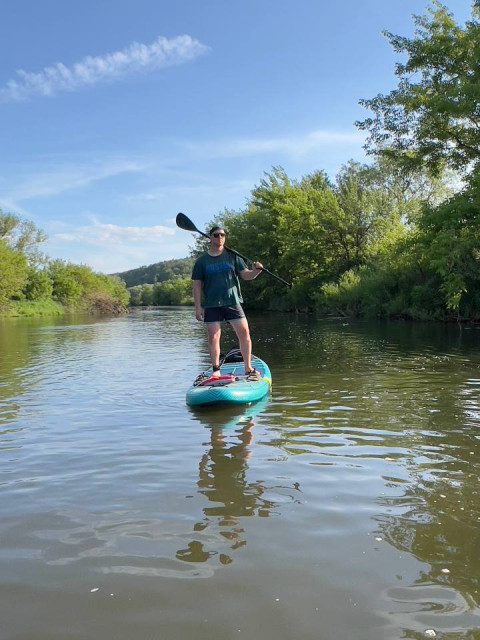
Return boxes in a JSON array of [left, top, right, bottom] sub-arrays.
[[1, 309, 480, 640]]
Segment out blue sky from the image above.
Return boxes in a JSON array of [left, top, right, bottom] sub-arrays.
[[0, 0, 472, 273]]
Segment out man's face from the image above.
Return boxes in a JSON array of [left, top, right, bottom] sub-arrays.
[[210, 229, 226, 247]]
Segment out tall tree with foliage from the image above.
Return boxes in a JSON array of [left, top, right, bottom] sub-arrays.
[[333, 161, 406, 268], [350, 1, 480, 321], [194, 166, 411, 310], [357, 1, 480, 174], [416, 170, 480, 317], [22, 267, 54, 301], [0, 210, 47, 266], [0, 240, 28, 306]]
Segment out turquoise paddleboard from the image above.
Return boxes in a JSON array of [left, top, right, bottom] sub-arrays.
[[186, 350, 272, 407]]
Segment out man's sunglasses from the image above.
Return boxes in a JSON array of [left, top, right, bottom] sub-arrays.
[[212, 232, 225, 238]]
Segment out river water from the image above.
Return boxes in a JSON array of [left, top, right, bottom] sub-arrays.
[[1, 308, 480, 640]]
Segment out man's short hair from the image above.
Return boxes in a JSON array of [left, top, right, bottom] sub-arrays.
[[209, 225, 224, 235]]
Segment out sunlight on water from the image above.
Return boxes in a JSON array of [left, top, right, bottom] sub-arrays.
[[1, 310, 480, 639]]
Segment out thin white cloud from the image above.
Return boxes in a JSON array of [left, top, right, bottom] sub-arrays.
[[184, 129, 365, 160], [54, 218, 175, 247], [0, 35, 210, 102], [1, 127, 362, 209], [123, 179, 253, 204], [0, 197, 31, 217], [4, 158, 145, 203]]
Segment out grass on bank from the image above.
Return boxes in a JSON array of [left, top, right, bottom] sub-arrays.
[[2, 292, 127, 318], [3, 299, 65, 317]]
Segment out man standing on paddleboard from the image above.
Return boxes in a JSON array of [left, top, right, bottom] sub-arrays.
[[192, 225, 263, 382]]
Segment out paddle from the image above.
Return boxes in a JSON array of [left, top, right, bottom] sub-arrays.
[[176, 212, 292, 288]]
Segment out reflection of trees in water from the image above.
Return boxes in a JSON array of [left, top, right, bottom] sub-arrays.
[[0, 321, 36, 425], [0, 316, 102, 427], [254, 313, 480, 362], [177, 420, 300, 566]]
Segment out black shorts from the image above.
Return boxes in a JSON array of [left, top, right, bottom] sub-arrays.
[[204, 304, 246, 323]]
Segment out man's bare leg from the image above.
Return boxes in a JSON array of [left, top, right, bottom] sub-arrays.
[[230, 318, 253, 373], [206, 322, 222, 377]]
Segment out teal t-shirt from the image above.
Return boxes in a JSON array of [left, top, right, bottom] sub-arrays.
[[191, 251, 247, 308]]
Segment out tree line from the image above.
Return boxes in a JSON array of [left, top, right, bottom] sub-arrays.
[[115, 257, 194, 307], [191, 159, 460, 320], [114, 257, 194, 288], [0, 212, 129, 316]]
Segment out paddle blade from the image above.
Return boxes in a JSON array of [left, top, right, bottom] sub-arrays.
[[176, 212, 198, 233]]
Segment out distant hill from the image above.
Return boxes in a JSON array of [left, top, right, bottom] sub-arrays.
[[114, 257, 194, 288]]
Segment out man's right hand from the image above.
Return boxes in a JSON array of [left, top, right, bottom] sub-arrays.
[[195, 308, 204, 322]]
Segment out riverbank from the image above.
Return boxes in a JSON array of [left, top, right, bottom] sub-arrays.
[[1, 295, 127, 318], [1, 299, 64, 317]]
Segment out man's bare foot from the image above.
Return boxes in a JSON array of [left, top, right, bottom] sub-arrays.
[[211, 368, 221, 378]]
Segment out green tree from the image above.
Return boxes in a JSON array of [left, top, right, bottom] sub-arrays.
[[357, 1, 480, 173], [48, 260, 84, 305], [141, 284, 155, 306], [0, 240, 28, 306], [0, 210, 47, 266], [273, 171, 345, 285], [415, 169, 480, 317], [47, 260, 129, 310], [153, 276, 193, 305], [103, 275, 130, 307], [352, 156, 454, 223], [22, 267, 53, 301], [241, 166, 409, 308], [333, 161, 405, 269], [128, 285, 144, 306]]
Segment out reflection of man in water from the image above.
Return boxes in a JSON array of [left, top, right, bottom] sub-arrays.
[[176, 421, 274, 566]]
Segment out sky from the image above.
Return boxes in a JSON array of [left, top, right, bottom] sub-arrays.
[[0, 0, 472, 274]]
